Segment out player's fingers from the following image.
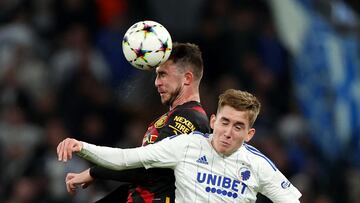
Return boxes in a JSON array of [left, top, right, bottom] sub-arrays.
[[66, 178, 79, 193], [66, 181, 71, 193], [66, 181, 77, 195], [65, 138, 75, 161], [67, 139, 73, 160], [61, 138, 70, 162], [57, 141, 64, 161], [62, 139, 70, 162], [68, 182, 77, 190], [56, 141, 60, 160], [56, 141, 59, 157], [58, 138, 81, 162], [66, 173, 75, 182]]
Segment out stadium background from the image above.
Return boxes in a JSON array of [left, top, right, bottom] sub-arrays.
[[0, 0, 359, 202]]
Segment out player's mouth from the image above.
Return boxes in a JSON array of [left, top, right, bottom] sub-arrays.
[[220, 140, 230, 147], [158, 89, 166, 95]]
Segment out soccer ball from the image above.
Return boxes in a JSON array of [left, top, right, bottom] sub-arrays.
[[122, 20, 172, 70]]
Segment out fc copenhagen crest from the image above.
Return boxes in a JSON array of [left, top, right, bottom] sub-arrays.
[[154, 115, 167, 128], [238, 167, 251, 181]]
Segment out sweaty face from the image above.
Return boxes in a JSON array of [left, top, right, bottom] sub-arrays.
[[210, 105, 255, 156], [155, 60, 184, 106]]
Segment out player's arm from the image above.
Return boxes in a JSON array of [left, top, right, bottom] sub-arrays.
[[65, 168, 93, 195], [56, 139, 145, 188], [76, 135, 185, 170], [89, 166, 151, 183], [257, 161, 302, 202], [89, 107, 209, 181], [56, 138, 173, 169]]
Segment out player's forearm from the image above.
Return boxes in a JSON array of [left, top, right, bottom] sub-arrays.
[[90, 166, 151, 183], [77, 142, 143, 170]]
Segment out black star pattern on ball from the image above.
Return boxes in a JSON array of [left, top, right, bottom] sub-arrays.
[[156, 38, 171, 54], [142, 23, 157, 34], [142, 22, 161, 40], [131, 43, 151, 63], [123, 35, 129, 45]]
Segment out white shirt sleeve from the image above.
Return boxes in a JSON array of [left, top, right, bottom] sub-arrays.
[[78, 142, 144, 170], [258, 165, 302, 203], [78, 135, 187, 170]]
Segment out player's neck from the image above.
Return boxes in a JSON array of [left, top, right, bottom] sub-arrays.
[[170, 92, 200, 110]]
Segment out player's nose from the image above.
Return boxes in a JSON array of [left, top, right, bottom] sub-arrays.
[[223, 126, 232, 138], [155, 77, 161, 87]]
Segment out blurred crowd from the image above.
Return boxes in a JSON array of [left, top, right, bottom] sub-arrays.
[[0, 0, 359, 202]]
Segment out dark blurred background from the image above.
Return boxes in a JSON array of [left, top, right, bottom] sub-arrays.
[[0, 0, 359, 202]]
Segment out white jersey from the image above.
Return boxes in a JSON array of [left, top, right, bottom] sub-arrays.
[[80, 132, 301, 203]]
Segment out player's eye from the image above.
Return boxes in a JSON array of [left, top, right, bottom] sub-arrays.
[[219, 117, 230, 126], [234, 126, 242, 131], [221, 121, 229, 125], [158, 72, 166, 78]]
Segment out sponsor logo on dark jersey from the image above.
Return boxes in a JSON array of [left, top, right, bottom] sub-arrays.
[[169, 116, 196, 134]]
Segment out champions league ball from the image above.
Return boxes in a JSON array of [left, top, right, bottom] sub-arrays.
[[122, 20, 172, 70]]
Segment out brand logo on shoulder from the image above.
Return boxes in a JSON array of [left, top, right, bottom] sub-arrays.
[[281, 180, 291, 189], [196, 155, 209, 165], [154, 115, 167, 128]]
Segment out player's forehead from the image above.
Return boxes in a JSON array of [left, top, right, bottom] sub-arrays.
[[156, 60, 178, 73], [217, 105, 250, 126]]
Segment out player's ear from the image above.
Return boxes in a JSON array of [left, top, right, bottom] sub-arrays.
[[184, 71, 193, 85], [210, 114, 216, 130], [245, 128, 255, 142]]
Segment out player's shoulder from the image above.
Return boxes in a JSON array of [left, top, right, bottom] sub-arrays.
[[241, 144, 278, 172], [190, 131, 210, 138], [167, 131, 210, 141], [172, 101, 207, 116], [168, 102, 208, 125], [171, 107, 205, 118], [166, 103, 210, 134]]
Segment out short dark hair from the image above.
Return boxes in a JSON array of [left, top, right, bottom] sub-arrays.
[[169, 42, 204, 81]]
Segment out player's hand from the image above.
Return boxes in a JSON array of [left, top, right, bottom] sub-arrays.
[[57, 138, 83, 162], [65, 168, 94, 195]]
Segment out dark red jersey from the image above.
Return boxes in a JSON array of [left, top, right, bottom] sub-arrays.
[[141, 101, 210, 146], [91, 101, 210, 203]]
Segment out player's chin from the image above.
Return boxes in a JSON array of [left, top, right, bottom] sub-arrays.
[[160, 95, 170, 104], [217, 145, 232, 155]]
